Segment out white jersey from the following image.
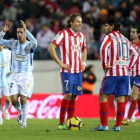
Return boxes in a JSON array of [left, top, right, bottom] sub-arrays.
[[0, 30, 37, 73], [0, 49, 11, 87]]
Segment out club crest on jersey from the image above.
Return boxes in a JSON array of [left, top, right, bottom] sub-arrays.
[[71, 44, 81, 52], [77, 86, 82, 91]]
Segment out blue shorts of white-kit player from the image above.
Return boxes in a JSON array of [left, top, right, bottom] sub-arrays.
[[10, 72, 34, 98], [0, 86, 10, 98], [99, 76, 129, 97], [61, 72, 82, 95]]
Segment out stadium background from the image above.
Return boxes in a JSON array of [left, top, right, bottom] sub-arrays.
[[0, 0, 140, 119]]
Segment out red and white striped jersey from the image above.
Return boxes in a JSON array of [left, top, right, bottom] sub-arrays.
[[52, 28, 86, 73], [100, 30, 139, 76], [131, 40, 140, 77]]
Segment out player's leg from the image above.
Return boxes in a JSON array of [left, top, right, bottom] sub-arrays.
[[3, 96, 10, 120], [114, 96, 125, 130], [122, 76, 140, 125], [58, 93, 72, 129], [127, 86, 139, 119], [58, 72, 74, 130], [19, 72, 34, 128], [137, 94, 140, 125], [91, 94, 109, 131], [0, 97, 3, 125], [138, 94, 140, 116], [3, 86, 11, 120], [20, 95, 28, 128], [99, 94, 109, 126], [10, 74, 21, 123], [113, 98, 117, 120], [11, 94, 21, 123], [113, 76, 129, 130], [67, 73, 82, 120], [67, 95, 77, 120], [91, 76, 117, 131]]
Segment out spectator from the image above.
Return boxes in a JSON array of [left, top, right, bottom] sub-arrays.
[[83, 65, 97, 94], [36, 23, 55, 60], [0, 1, 17, 21]]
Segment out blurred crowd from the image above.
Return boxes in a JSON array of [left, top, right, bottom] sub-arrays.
[[0, 0, 140, 60]]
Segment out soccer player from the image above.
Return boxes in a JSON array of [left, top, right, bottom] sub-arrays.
[[48, 13, 87, 130], [91, 18, 139, 131], [122, 26, 140, 125], [0, 45, 11, 124], [0, 20, 37, 128]]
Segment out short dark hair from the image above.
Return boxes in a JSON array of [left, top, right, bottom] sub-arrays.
[[16, 24, 23, 29], [66, 13, 81, 28], [105, 17, 120, 31]]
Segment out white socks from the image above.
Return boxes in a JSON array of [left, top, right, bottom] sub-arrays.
[[21, 104, 28, 126], [3, 102, 10, 111]]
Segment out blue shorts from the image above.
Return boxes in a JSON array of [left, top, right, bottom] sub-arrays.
[[131, 75, 140, 88], [60, 72, 82, 95], [99, 76, 129, 97]]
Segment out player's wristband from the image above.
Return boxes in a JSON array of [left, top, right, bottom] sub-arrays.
[[82, 62, 86, 67]]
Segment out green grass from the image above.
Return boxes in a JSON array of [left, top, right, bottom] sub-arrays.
[[0, 119, 140, 140]]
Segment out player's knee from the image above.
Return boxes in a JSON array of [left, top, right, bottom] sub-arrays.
[[5, 97, 11, 103], [11, 100, 18, 105], [20, 96, 27, 105], [64, 93, 72, 100], [99, 96, 103, 102]]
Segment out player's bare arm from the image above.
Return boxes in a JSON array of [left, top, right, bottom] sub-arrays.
[[0, 45, 3, 51], [48, 43, 71, 70], [81, 48, 87, 71], [20, 20, 26, 31], [3, 22, 11, 32]]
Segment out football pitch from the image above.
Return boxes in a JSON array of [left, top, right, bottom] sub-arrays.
[[0, 119, 139, 140]]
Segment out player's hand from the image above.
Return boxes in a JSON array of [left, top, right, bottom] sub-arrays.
[[104, 66, 112, 74], [3, 22, 11, 32], [59, 62, 71, 70], [83, 73, 87, 78], [0, 45, 4, 51], [20, 20, 26, 31], [82, 64, 86, 71]]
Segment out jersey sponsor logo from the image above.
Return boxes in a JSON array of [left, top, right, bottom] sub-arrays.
[[71, 44, 81, 52], [0, 62, 8, 67], [14, 54, 28, 62], [115, 59, 128, 66]]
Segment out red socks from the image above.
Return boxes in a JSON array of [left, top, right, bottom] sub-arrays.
[[128, 100, 137, 119], [100, 102, 109, 126], [138, 100, 140, 114], [115, 102, 125, 127], [67, 100, 75, 120], [59, 99, 69, 124]]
